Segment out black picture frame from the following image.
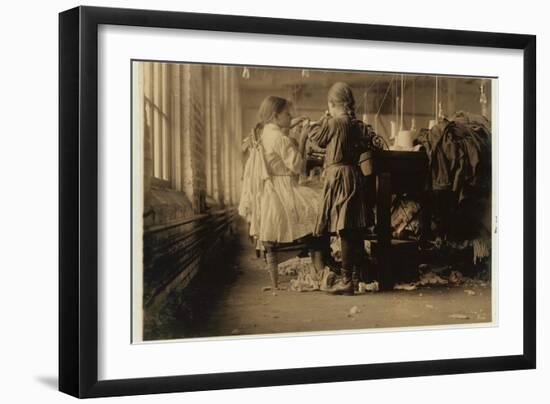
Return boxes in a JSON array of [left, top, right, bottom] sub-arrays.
[[59, 5, 536, 398]]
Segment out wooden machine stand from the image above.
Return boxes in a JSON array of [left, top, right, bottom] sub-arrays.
[[372, 150, 429, 290]]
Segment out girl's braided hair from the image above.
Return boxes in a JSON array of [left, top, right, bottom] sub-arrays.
[[328, 82, 356, 119]]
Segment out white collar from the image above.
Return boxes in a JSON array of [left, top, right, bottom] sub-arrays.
[[265, 122, 281, 130]]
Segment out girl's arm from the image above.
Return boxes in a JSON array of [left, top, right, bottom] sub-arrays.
[[306, 115, 335, 148], [298, 125, 308, 157], [278, 135, 306, 175]]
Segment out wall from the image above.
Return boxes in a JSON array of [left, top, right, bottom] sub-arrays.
[[136, 62, 243, 338], [1, 1, 547, 404], [241, 73, 491, 143]]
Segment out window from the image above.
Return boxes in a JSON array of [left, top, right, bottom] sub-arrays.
[[140, 62, 244, 213], [143, 62, 171, 183]]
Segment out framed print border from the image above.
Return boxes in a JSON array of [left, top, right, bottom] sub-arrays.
[[59, 5, 536, 398]]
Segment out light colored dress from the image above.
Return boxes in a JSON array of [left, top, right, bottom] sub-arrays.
[[239, 123, 320, 243]]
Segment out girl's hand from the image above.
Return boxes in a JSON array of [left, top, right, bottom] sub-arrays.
[[298, 124, 309, 156], [309, 112, 330, 126], [290, 116, 309, 128], [288, 136, 299, 147]]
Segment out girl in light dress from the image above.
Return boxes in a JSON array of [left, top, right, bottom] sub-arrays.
[[239, 96, 324, 291]]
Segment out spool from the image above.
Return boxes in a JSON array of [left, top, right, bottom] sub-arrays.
[[428, 119, 437, 130], [390, 120, 397, 140], [395, 130, 415, 150]]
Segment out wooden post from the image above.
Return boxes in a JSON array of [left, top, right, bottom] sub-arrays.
[[447, 77, 456, 118], [376, 172, 392, 290]]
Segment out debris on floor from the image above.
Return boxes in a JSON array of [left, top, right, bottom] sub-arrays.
[[392, 265, 491, 296], [349, 306, 361, 316], [358, 281, 379, 293], [289, 265, 327, 292], [278, 256, 312, 276], [463, 278, 489, 288], [394, 283, 418, 291], [276, 251, 491, 297], [448, 270, 464, 285], [319, 268, 337, 292], [289, 267, 320, 292], [277, 256, 340, 292], [419, 271, 449, 286]]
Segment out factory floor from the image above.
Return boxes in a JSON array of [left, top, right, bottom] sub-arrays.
[[187, 224, 493, 339]]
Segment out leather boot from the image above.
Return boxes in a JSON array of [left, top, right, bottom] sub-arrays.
[[352, 271, 360, 293], [327, 269, 354, 295]]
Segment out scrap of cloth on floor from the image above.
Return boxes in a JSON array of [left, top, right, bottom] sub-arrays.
[[277, 257, 336, 292], [416, 111, 492, 204]]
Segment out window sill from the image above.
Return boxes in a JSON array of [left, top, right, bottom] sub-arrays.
[[151, 176, 171, 190]]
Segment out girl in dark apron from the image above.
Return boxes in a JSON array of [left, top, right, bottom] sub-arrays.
[[305, 82, 372, 295]]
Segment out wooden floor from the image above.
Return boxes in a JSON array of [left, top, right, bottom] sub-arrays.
[[184, 223, 493, 339]]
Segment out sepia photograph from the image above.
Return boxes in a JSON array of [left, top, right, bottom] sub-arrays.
[[131, 61, 494, 343]]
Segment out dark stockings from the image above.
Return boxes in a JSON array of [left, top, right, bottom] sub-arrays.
[[339, 229, 364, 275]]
